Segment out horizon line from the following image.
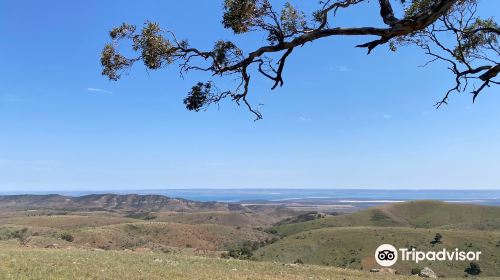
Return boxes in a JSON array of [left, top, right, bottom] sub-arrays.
[[1, 186, 500, 194]]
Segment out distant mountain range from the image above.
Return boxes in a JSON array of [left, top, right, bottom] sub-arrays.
[[0, 194, 247, 212]]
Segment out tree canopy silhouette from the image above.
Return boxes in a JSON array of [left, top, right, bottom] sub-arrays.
[[101, 0, 499, 120]]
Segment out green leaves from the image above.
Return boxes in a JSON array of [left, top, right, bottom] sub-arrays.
[[222, 0, 260, 34], [101, 43, 133, 81], [109, 23, 136, 40], [403, 0, 436, 18], [212, 40, 242, 69], [222, 0, 308, 43], [454, 18, 499, 60], [281, 2, 306, 36], [184, 82, 212, 111], [100, 1, 498, 119], [133, 22, 176, 69], [101, 22, 180, 81]]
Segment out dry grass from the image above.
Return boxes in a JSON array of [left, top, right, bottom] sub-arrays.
[[73, 222, 270, 251], [255, 226, 500, 277], [4, 215, 135, 230], [153, 211, 280, 228], [0, 215, 272, 252], [0, 247, 433, 280]]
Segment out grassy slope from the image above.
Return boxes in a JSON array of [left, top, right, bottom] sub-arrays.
[[152, 211, 280, 228], [2, 201, 500, 278], [254, 227, 500, 277], [0, 247, 468, 280], [259, 202, 500, 277], [270, 201, 500, 237], [72, 222, 270, 251], [4, 215, 136, 230], [0, 212, 274, 252], [0, 223, 270, 252]]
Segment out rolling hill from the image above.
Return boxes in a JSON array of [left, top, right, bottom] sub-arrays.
[[0, 247, 454, 280], [269, 201, 500, 237], [1, 197, 500, 278], [0, 194, 246, 212], [254, 227, 500, 277], [71, 221, 270, 251], [0, 195, 290, 254], [253, 201, 500, 277]]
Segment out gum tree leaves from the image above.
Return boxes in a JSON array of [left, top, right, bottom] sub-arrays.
[[101, 0, 499, 120]]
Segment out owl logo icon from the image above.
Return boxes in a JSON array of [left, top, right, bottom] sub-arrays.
[[375, 244, 398, 267]]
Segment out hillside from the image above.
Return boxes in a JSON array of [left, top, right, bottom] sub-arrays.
[[270, 201, 500, 237], [0, 194, 292, 254], [152, 211, 286, 228], [1, 198, 500, 278], [0, 194, 246, 212], [71, 222, 270, 251], [0, 247, 454, 280], [254, 227, 500, 277], [0, 215, 276, 253], [253, 201, 500, 277]]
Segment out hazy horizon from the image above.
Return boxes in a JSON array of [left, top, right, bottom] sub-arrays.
[[2, 186, 500, 194], [2, 188, 500, 209]]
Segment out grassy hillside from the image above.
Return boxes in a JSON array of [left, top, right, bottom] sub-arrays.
[[0, 194, 244, 212], [254, 227, 500, 277], [72, 222, 270, 251], [380, 201, 500, 228], [152, 211, 282, 228], [0, 222, 271, 252], [4, 215, 136, 230], [0, 201, 289, 253], [270, 201, 500, 237], [0, 247, 463, 280], [1, 200, 500, 278], [257, 201, 500, 277]]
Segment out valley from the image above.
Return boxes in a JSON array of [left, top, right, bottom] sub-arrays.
[[0, 195, 499, 278]]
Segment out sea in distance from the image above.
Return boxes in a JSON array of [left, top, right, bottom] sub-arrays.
[[2, 189, 500, 208]]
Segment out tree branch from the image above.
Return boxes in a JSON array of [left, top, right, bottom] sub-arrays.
[[101, 0, 497, 119]]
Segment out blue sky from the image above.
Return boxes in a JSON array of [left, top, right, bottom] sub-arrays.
[[1, 0, 499, 191]]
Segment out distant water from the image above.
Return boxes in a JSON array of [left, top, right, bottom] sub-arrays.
[[2, 189, 500, 206]]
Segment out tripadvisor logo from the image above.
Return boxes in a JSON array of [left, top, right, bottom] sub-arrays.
[[375, 244, 398, 267], [375, 244, 482, 267]]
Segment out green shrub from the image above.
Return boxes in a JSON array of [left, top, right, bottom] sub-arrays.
[[60, 232, 74, 242], [465, 262, 481, 275], [431, 233, 443, 244], [143, 214, 156, 221], [264, 228, 278, 234], [294, 258, 304, 264], [227, 241, 257, 259], [411, 268, 421, 275], [11, 228, 31, 246]]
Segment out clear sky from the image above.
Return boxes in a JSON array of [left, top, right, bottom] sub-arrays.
[[1, 0, 499, 191]]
